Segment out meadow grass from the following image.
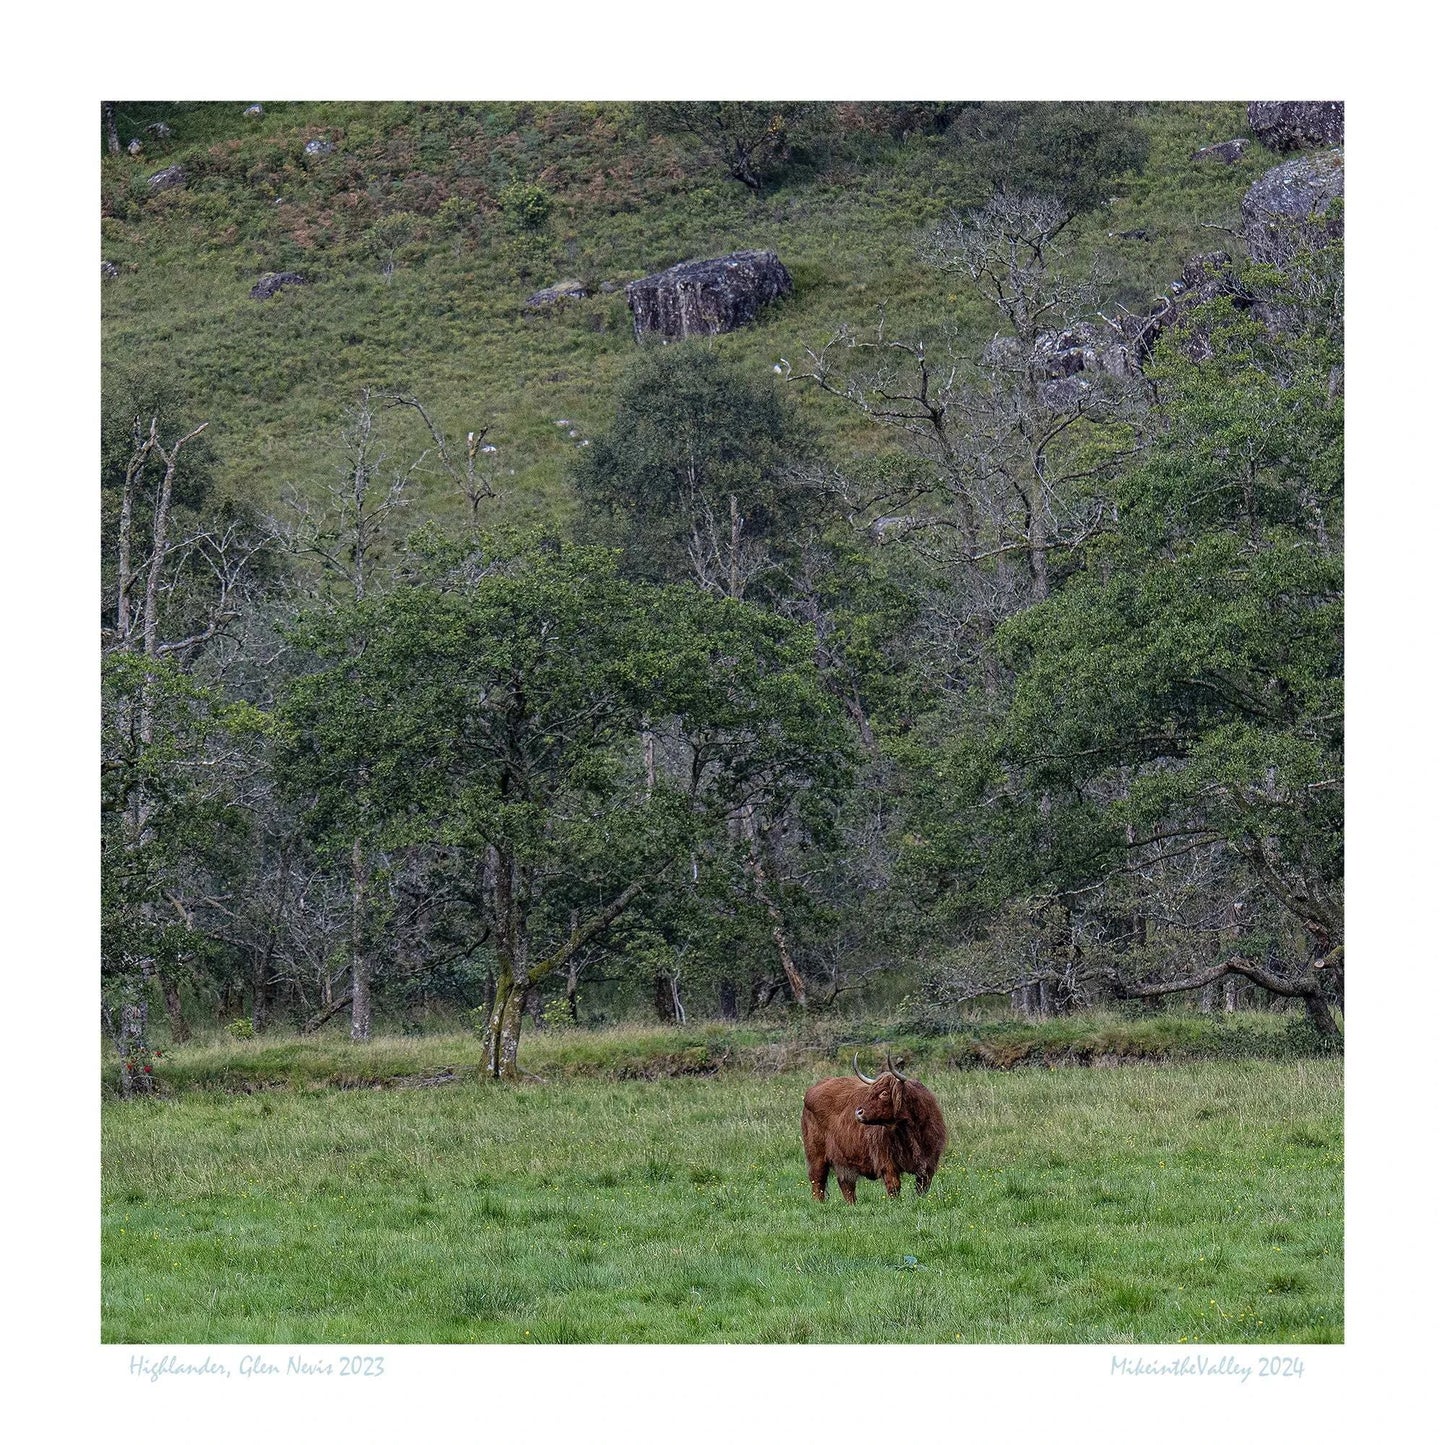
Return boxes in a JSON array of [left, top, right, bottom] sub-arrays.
[[102, 1049, 1341, 1344]]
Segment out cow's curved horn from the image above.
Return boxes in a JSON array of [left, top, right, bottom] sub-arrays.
[[853, 1052, 876, 1085], [888, 1052, 906, 1080]]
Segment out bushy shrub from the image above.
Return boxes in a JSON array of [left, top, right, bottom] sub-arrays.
[[498, 181, 553, 229]]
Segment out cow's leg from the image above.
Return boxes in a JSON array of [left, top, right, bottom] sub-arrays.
[[802, 1114, 829, 1201], [914, 1169, 933, 1196], [882, 1168, 902, 1198], [809, 1158, 830, 1202], [836, 1168, 859, 1205]]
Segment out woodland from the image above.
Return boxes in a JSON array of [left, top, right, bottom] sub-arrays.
[[101, 101, 1343, 1083]]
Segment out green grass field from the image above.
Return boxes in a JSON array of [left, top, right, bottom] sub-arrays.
[[102, 1026, 1341, 1344]]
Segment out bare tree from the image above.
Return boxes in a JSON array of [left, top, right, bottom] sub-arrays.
[[796, 192, 1146, 700], [104, 410, 268, 1080], [385, 392, 500, 527], [268, 389, 432, 1041], [272, 388, 428, 604]]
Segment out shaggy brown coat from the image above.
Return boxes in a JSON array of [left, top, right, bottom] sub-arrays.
[[801, 1070, 947, 1203]]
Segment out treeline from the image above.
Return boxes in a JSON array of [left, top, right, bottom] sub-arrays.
[[101, 139, 1342, 1087]]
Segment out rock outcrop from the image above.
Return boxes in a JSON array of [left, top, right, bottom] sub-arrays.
[[1247, 102, 1343, 153], [1241, 150, 1344, 264], [243, 104, 264, 118], [1116, 252, 1256, 364], [1191, 138, 1250, 164], [983, 326, 1139, 409], [147, 165, 186, 192], [145, 122, 172, 139], [102, 260, 120, 280], [1032, 326, 1137, 406], [304, 138, 333, 157], [250, 271, 307, 300], [524, 279, 588, 309], [626, 250, 792, 342]]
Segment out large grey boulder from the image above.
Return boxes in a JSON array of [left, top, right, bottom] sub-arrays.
[[1247, 102, 1343, 153], [626, 249, 792, 341], [147, 164, 186, 192], [524, 279, 588, 309], [250, 271, 307, 300], [1241, 150, 1344, 264], [304, 138, 334, 157]]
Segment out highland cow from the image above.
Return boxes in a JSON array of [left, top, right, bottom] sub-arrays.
[[801, 1053, 947, 1202]]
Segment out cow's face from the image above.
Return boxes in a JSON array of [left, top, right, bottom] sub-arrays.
[[855, 1074, 905, 1126]]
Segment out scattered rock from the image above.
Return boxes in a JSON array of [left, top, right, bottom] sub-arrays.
[[1240, 150, 1344, 264], [249, 271, 307, 300], [626, 249, 792, 342], [102, 260, 120, 280], [1117, 228, 1152, 240], [243, 103, 264, 118], [147, 165, 186, 192], [127, 138, 143, 156], [145, 122, 172, 139], [598, 279, 620, 294], [1192, 138, 1250, 164], [303, 138, 334, 157], [1247, 101, 1343, 153], [524, 279, 588, 309]]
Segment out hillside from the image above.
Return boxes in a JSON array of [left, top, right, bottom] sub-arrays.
[[102, 100, 1278, 528]]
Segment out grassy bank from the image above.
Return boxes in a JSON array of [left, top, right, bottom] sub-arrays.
[[102, 1046, 1341, 1344], [109, 1009, 1331, 1098]]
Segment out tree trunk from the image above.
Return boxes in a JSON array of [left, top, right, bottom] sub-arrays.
[[565, 955, 580, 1022], [1026, 471, 1050, 602], [250, 949, 270, 1035], [654, 972, 676, 1022], [484, 976, 526, 1082], [728, 493, 743, 599], [112, 997, 155, 1096], [1199, 981, 1217, 1013], [350, 836, 371, 1042], [643, 727, 656, 793], [161, 972, 190, 1043], [103, 102, 121, 155], [719, 978, 738, 1020], [1302, 988, 1341, 1040], [742, 810, 806, 1008], [1036, 976, 1056, 1018], [1223, 975, 1240, 1013]]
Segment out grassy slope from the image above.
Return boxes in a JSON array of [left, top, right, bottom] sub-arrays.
[[115, 1010, 1327, 1097], [102, 101, 1279, 532], [102, 1055, 1341, 1344]]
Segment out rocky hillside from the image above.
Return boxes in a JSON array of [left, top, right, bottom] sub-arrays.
[[101, 101, 1299, 528]]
